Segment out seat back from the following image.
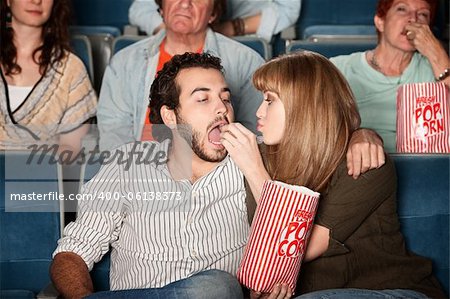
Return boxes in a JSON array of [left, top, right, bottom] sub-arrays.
[[296, 0, 377, 39], [391, 154, 449, 295], [0, 151, 62, 294], [70, 27, 116, 95], [87, 35, 113, 95], [71, 0, 134, 32], [70, 35, 95, 82], [233, 36, 272, 60], [112, 35, 147, 55], [303, 25, 376, 42], [286, 39, 377, 58], [70, 25, 121, 38]]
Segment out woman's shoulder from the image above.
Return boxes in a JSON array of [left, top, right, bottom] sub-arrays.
[[330, 51, 365, 66], [63, 51, 90, 72]]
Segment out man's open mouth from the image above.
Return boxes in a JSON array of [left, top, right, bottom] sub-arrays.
[[208, 121, 228, 145]]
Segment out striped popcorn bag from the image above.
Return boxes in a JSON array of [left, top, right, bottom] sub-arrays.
[[396, 82, 450, 152], [237, 180, 319, 293]]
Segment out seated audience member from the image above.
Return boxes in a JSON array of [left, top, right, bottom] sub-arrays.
[[0, 0, 96, 154], [330, 0, 450, 153], [51, 53, 248, 299], [212, 0, 301, 42], [220, 51, 446, 299], [129, 0, 301, 42], [51, 52, 384, 299], [99, 0, 264, 152]]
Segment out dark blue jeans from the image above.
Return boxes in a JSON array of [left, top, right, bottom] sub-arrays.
[[294, 288, 429, 299], [85, 269, 244, 299]]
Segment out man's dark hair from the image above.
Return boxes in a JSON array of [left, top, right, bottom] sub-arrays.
[[149, 52, 223, 141]]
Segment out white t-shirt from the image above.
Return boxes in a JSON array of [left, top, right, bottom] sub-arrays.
[[7, 85, 33, 111]]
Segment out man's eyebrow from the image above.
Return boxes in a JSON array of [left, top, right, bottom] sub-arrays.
[[191, 87, 210, 95], [222, 87, 231, 93], [190, 87, 231, 95]]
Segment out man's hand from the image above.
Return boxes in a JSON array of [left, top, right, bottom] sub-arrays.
[[50, 252, 94, 299], [347, 128, 385, 179], [250, 284, 292, 299]]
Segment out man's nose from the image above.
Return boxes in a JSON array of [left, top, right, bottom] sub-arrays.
[[179, 0, 192, 9], [215, 98, 229, 116]]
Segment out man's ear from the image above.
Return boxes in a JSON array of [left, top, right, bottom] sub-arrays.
[[374, 15, 384, 33], [209, 15, 217, 24], [160, 105, 177, 128], [209, 8, 217, 24]]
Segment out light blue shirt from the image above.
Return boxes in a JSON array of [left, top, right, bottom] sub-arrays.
[[97, 28, 264, 151], [128, 0, 301, 42], [331, 52, 435, 153]]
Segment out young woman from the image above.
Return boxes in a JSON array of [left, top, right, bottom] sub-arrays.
[[1, 0, 96, 154], [220, 51, 446, 299]]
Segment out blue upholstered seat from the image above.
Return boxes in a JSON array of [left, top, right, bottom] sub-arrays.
[[71, 0, 134, 32], [391, 154, 449, 295], [232, 36, 272, 60], [286, 39, 377, 58], [0, 151, 62, 296], [70, 34, 94, 81]]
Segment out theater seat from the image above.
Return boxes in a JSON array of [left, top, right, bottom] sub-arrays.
[[70, 35, 95, 82], [0, 151, 62, 296], [391, 153, 449, 295], [286, 39, 377, 58], [232, 36, 272, 60]]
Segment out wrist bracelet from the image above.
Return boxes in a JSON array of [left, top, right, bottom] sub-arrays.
[[436, 68, 450, 81], [232, 18, 245, 36]]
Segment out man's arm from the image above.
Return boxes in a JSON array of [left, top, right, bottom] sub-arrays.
[[97, 56, 136, 151], [128, 0, 163, 35], [50, 252, 93, 299], [50, 155, 125, 298], [347, 128, 385, 179], [213, 0, 301, 43]]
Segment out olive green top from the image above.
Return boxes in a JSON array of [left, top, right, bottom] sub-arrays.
[[297, 156, 445, 298]]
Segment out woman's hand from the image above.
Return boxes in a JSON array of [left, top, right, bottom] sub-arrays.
[[220, 123, 270, 201], [250, 284, 293, 299], [405, 22, 442, 59], [220, 123, 260, 172], [405, 22, 450, 87]]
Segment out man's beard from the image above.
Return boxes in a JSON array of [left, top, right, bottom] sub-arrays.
[[175, 114, 227, 163]]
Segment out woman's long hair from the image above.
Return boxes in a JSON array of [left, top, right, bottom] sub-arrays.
[[253, 51, 361, 192], [0, 0, 72, 75]]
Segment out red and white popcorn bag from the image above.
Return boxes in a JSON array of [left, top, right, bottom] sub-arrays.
[[237, 180, 319, 293], [396, 82, 450, 152]]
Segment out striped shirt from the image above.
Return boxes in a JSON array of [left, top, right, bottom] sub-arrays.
[[53, 141, 250, 290]]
